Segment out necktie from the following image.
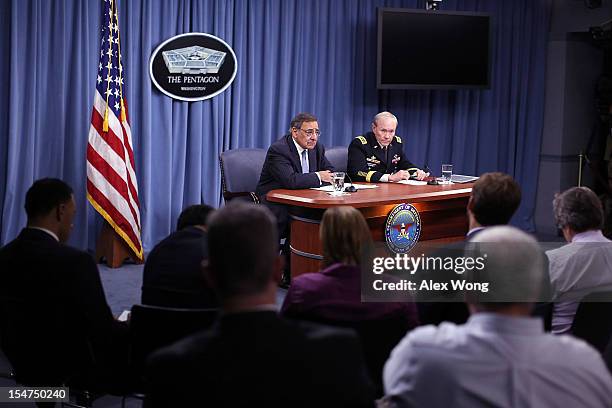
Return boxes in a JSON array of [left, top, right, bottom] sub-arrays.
[[384, 146, 389, 162], [301, 150, 309, 173]]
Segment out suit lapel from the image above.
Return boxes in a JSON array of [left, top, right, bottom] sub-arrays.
[[308, 148, 317, 173], [285, 135, 302, 172]]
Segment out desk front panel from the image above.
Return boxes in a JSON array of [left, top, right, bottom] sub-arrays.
[[282, 185, 472, 277]]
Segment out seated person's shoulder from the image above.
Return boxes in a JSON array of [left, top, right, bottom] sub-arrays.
[[545, 243, 579, 259], [282, 318, 362, 352], [295, 318, 356, 340], [60, 242, 92, 256], [33, 242, 96, 269], [147, 330, 212, 370], [350, 135, 369, 148], [396, 322, 466, 351], [549, 333, 607, 360], [60, 245, 97, 266], [156, 227, 205, 247], [268, 135, 289, 151]]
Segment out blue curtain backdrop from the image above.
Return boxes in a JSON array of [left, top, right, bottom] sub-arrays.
[[0, 0, 552, 253]]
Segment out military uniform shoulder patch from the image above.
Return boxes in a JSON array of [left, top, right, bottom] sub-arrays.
[[356, 135, 367, 145], [394, 136, 402, 143]]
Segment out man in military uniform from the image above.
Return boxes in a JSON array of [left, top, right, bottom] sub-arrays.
[[348, 112, 428, 182]]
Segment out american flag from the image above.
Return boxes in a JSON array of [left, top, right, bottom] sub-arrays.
[[87, 0, 142, 259]]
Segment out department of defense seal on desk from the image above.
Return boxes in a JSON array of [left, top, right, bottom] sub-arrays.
[[385, 203, 421, 254]]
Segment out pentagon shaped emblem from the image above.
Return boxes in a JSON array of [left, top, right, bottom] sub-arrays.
[[150, 33, 237, 101]]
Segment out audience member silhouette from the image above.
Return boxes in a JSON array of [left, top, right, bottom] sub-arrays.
[[418, 172, 524, 326], [547, 186, 612, 334], [142, 204, 217, 308], [146, 202, 375, 407], [281, 206, 419, 394], [0, 178, 127, 393], [384, 226, 612, 408]]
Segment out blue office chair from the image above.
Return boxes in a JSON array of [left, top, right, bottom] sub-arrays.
[[325, 146, 348, 173], [219, 148, 267, 204]]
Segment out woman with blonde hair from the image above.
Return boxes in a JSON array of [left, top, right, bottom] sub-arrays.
[[320, 205, 372, 268], [282, 206, 417, 320], [281, 206, 418, 394]]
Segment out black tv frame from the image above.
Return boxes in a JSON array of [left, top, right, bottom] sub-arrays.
[[376, 8, 492, 90]]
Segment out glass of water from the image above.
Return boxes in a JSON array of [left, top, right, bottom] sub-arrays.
[[441, 164, 453, 184], [332, 172, 345, 195]]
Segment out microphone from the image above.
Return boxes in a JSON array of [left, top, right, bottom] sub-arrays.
[[423, 165, 439, 185], [344, 173, 357, 193]]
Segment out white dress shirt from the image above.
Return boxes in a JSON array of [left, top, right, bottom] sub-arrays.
[[292, 138, 321, 184], [384, 313, 612, 408], [28, 226, 59, 242], [546, 230, 612, 334]]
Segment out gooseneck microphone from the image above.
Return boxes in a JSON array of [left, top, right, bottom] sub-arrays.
[[344, 173, 357, 193], [423, 164, 439, 185]]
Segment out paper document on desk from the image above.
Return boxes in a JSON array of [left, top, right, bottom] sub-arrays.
[[451, 175, 479, 183], [311, 183, 379, 192], [396, 180, 427, 186]]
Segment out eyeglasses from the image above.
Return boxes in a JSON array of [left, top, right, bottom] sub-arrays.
[[295, 127, 321, 137]]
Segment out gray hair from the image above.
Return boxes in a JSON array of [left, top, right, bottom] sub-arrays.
[[466, 226, 547, 306], [206, 202, 278, 298], [553, 187, 603, 233], [372, 111, 398, 126]]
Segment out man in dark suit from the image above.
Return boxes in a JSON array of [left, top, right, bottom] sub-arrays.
[[256, 112, 334, 238], [141, 204, 217, 309], [347, 112, 428, 183], [0, 178, 127, 391], [256, 112, 335, 285], [146, 202, 375, 408]]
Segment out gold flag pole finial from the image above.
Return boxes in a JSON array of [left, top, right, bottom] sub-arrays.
[[115, 0, 127, 124], [103, 107, 109, 131], [120, 100, 126, 122]]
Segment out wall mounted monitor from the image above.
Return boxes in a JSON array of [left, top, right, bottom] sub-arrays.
[[377, 8, 491, 89]]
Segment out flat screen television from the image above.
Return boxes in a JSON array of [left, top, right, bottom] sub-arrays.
[[377, 8, 491, 89]]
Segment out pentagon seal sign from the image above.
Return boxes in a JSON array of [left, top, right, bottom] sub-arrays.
[[150, 33, 237, 101], [385, 203, 421, 254]]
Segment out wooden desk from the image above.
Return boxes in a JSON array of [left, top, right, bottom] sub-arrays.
[[267, 182, 473, 277]]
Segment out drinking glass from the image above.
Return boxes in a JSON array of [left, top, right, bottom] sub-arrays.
[[332, 172, 345, 194], [441, 164, 453, 184]]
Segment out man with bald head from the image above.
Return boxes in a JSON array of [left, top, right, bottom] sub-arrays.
[[348, 111, 428, 183]]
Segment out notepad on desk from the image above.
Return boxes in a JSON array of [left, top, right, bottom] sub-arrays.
[[396, 179, 427, 186]]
